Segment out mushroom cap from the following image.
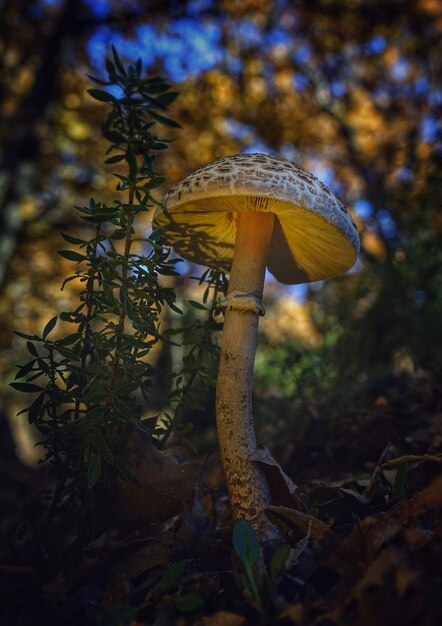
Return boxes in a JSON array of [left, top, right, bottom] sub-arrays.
[[153, 153, 360, 284]]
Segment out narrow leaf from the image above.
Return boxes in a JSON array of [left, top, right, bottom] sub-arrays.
[[157, 560, 187, 593], [126, 144, 137, 180], [10, 382, 43, 393], [270, 543, 291, 580], [43, 315, 57, 339], [111, 45, 126, 75], [393, 461, 408, 501], [87, 89, 116, 103], [14, 359, 37, 380], [28, 393, 45, 424], [148, 228, 164, 242], [174, 592, 205, 613], [58, 250, 86, 262], [26, 341, 38, 356], [105, 154, 125, 164], [232, 519, 260, 569], [61, 232, 86, 245], [188, 300, 207, 310], [14, 331, 39, 341], [148, 109, 181, 128], [87, 455, 101, 489]]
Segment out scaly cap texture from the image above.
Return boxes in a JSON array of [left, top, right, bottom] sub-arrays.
[[154, 153, 360, 284]]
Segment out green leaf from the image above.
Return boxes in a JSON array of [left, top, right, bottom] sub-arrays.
[[87, 455, 101, 489], [57, 346, 79, 360], [104, 130, 127, 143], [96, 603, 142, 626], [110, 229, 126, 240], [111, 45, 126, 76], [145, 80, 170, 93], [105, 154, 125, 165], [14, 359, 37, 380], [47, 388, 73, 403], [87, 88, 116, 103], [43, 315, 57, 339], [112, 394, 132, 419], [148, 227, 164, 242], [179, 422, 194, 435], [82, 406, 105, 424], [14, 331, 39, 341], [114, 381, 139, 394], [232, 519, 260, 570], [188, 300, 207, 311], [393, 461, 408, 501], [157, 91, 179, 107], [26, 341, 38, 356], [82, 213, 119, 224], [150, 142, 169, 151], [157, 560, 187, 593], [89, 428, 109, 453], [174, 592, 205, 613], [57, 333, 82, 346], [148, 109, 181, 128], [126, 143, 137, 180], [104, 58, 115, 78], [258, 572, 273, 611], [86, 74, 112, 87], [157, 267, 180, 276], [28, 393, 45, 424], [61, 232, 86, 245], [58, 250, 86, 262], [59, 311, 78, 323], [270, 543, 291, 580], [168, 302, 183, 314], [10, 382, 43, 393]]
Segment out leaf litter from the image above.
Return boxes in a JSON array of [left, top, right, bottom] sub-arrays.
[[1, 418, 442, 625]]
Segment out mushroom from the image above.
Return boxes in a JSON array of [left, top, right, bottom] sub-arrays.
[[154, 153, 360, 543]]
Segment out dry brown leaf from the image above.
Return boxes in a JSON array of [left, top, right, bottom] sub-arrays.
[[108, 535, 175, 580], [278, 602, 305, 624], [266, 506, 339, 543], [342, 475, 442, 567], [201, 611, 246, 626], [313, 546, 416, 626], [251, 446, 306, 511], [308, 484, 373, 506], [105, 435, 204, 527], [265, 505, 349, 573], [102, 573, 130, 605]]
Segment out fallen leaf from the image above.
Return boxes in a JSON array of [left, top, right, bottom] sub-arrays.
[[251, 447, 306, 511], [278, 602, 305, 624], [265, 506, 349, 573], [201, 611, 246, 625], [102, 574, 130, 605], [266, 506, 339, 545], [107, 534, 175, 580], [314, 546, 416, 626], [341, 475, 442, 567], [105, 434, 205, 527]]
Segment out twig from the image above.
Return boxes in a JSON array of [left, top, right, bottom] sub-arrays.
[[363, 441, 392, 498], [381, 453, 442, 468]]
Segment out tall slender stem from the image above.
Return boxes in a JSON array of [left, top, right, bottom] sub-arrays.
[[216, 210, 280, 543]]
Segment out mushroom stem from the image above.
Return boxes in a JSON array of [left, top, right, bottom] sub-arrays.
[[216, 210, 280, 543]]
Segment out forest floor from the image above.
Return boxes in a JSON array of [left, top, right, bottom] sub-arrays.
[[1, 373, 441, 626]]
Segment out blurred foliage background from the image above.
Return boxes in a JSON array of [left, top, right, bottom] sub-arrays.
[[1, 0, 441, 473]]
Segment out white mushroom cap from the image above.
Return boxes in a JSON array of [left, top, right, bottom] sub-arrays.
[[154, 153, 360, 284]]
